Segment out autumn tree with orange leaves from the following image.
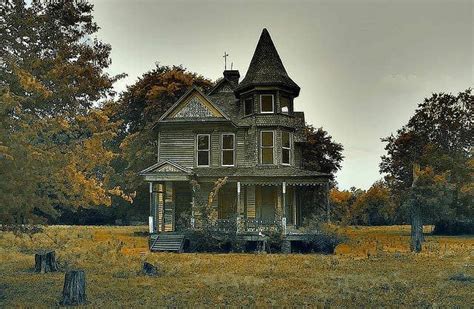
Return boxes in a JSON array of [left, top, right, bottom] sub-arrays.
[[0, 1, 129, 223]]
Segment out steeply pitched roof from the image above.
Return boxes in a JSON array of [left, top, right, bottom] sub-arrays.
[[235, 28, 300, 96], [157, 86, 232, 123]]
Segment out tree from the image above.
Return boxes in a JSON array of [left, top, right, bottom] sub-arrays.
[[302, 126, 344, 180], [0, 1, 127, 223], [108, 65, 212, 221], [352, 181, 395, 226], [380, 89, 473, 224], [404, 165, 452, 252]]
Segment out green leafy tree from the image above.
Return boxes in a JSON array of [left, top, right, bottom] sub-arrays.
[[380, 89, 473, 223], [404, 165, 452, 252], [302, 125, 344, 180]]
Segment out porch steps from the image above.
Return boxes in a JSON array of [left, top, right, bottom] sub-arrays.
[[150, 233, 185, 253]]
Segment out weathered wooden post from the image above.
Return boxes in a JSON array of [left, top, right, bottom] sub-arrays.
[[34, 250, 58, 273], [61, 270, 86, 306]]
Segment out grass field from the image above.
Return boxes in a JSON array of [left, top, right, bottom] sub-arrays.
[[0, 225, 472, 307]]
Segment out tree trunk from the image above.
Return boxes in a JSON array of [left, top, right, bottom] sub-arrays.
[[34, 251, 58, 273], [61, 270, 86, 306], [410, 209, 423, 253]]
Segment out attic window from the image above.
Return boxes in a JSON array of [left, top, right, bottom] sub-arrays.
[[260, 95, 274, 113], [197, 134, 210, 167], [244, 98, 253, 116], [281, 96, 290, 114]]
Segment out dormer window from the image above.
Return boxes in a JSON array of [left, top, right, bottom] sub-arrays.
[[244, 97, 253, 116], [260, 95, 274, 113], [196, 134, 210, 167], [281, 96, 290, 114]]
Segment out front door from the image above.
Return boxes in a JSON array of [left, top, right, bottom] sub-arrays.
[[256, 186, 276, 221]]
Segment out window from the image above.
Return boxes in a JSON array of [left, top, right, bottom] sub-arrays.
[[282, 131, 291, 165], [260, 95, 274, 113], [244, 98, 253, 116], [221, 133, 235, 166], [196, 134, 210, 166], [260, 131, 274, 164], [281, 96, 290, 114]]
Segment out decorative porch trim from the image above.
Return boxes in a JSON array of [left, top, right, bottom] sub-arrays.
[[139, 160, 192, 175]]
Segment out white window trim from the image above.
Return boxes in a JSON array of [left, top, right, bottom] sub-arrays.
[[281, 131, 292, 166], [260, 130, 275, 165], [260, 94, 274, 114], [221, 133, 235, 167], [196, 134, 210, 167]]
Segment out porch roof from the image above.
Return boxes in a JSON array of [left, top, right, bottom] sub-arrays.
[[193, 166, 329, 178]]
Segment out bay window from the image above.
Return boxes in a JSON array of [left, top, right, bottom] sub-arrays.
[[260, 131, 274, 164]]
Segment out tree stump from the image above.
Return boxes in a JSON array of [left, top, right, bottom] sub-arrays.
[[142, 262, 160, 276], [34, 251, 58, 273], [61, 270, 86, 306]]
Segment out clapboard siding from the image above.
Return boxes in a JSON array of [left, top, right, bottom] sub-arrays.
[[159, 129, 195, 168]]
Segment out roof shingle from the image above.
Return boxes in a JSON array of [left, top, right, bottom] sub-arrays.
[[235, 28, 300, 96]]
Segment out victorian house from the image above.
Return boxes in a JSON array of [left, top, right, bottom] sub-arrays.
[[140, 29, 329, 251]]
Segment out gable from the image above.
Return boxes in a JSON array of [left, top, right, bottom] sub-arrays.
[[139, 160, 191, 175], [163, 89, 226, 120], [208, 78, 235, 95]]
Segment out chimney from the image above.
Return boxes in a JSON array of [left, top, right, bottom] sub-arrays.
[[223, 70, 240, 87]]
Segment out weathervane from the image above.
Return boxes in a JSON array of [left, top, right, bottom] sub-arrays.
[[223, 52, 229, 70]]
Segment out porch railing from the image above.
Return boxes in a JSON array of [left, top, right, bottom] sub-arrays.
[[210, 218, 282, 233], [242, 218, 281, 233]]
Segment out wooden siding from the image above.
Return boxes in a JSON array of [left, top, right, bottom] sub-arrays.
[[159, 129, 195, 168]]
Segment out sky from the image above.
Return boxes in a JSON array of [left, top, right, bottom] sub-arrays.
[[89, 0, 473, 190]]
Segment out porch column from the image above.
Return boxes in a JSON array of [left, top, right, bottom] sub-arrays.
[[237, 181, 241, 233], [237, 182, 241, 214], [282, 182, 287, 235], [148, 182, 156, 233]]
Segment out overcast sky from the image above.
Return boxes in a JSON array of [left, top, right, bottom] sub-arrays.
[[90, 0, 473, 190]]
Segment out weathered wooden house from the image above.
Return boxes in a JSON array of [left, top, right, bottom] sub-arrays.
[[140, 29, 330, 251]]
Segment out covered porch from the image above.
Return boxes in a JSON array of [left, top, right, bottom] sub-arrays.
[[140, 162, 330, 235]]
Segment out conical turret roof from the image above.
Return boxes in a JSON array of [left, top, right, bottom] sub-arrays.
[[235, 28, 300, 96]]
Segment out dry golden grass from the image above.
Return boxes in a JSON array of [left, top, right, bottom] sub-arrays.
[[0, 225, 473, 307]]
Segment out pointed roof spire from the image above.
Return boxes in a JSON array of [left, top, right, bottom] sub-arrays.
[[235, 28, 300, 96]]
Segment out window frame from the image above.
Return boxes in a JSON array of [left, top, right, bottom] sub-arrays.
[[280, 96, 291, 115], [281, 131, 292, 166], [260, 94, 274, 114], [221, 133, 235, 167], [244, 97, 253, 116], [196, 133, 210, 167], [260, 130, 275, 165]]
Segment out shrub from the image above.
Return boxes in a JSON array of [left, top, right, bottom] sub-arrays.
[[184, 229, 245, 253], [433, 219, 474, 235]]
